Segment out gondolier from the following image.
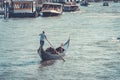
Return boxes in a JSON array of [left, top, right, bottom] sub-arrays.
[[38, 31, 47, 52], [39, 31, 47, 48]]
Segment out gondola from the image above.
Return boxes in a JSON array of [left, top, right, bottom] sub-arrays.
[[38, 38, 70, 61]]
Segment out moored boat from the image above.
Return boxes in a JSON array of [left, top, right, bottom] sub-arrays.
[[40, 2, 63, 17], [63, 2, 79, 12], [38, 38, 70, 61], [117, 37, 120, 40], [103, 1, 109, 6], [9, 0, 39, 17], [114, 0, 118, 3], [80, 0, 89, 6]]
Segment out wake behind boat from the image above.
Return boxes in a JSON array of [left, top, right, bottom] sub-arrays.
[[40, 2, 63, 17], [38, 38, 70, 61]]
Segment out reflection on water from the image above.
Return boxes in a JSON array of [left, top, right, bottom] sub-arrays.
[[39, 60, 56, 68]]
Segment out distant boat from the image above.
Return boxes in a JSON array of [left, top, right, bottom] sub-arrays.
[[80, 0, 89, 6], [41, 2, 63, 17], [63, 2, 79, 12], [113, 0, 118, 3], [103, 2, 109, 6], [38, 38, 70, 61], [117, 37, 120, 40]]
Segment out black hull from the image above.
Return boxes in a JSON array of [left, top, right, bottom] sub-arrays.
[[39, 48, 65, 61], [63, 9, 79, 12], [103, 2, 109, 6], [0, 11, 4, 15], [38, 38, 70, 61], [80, 3, 89, 6], [9, 12, 39, 18], [41, 12, 61, 17], [80, 1, 89, 6], [63, 6, 79, 12]]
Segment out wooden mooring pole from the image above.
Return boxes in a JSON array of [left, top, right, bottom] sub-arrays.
[[4, 0, 9, 19]]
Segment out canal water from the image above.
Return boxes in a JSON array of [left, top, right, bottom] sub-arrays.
[[0, 2, 120, 80]]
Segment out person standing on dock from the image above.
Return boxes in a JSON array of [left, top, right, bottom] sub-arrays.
[[38, 31, 47, 52]]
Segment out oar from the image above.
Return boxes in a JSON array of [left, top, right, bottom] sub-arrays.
[[46, 39, 65, 62]]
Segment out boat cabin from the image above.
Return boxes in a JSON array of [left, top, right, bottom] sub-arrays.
[[42, 3, 62, 11], [41, 2, 63, 17], [9, 0, 39, 17], [63, 2, 79, 12]]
